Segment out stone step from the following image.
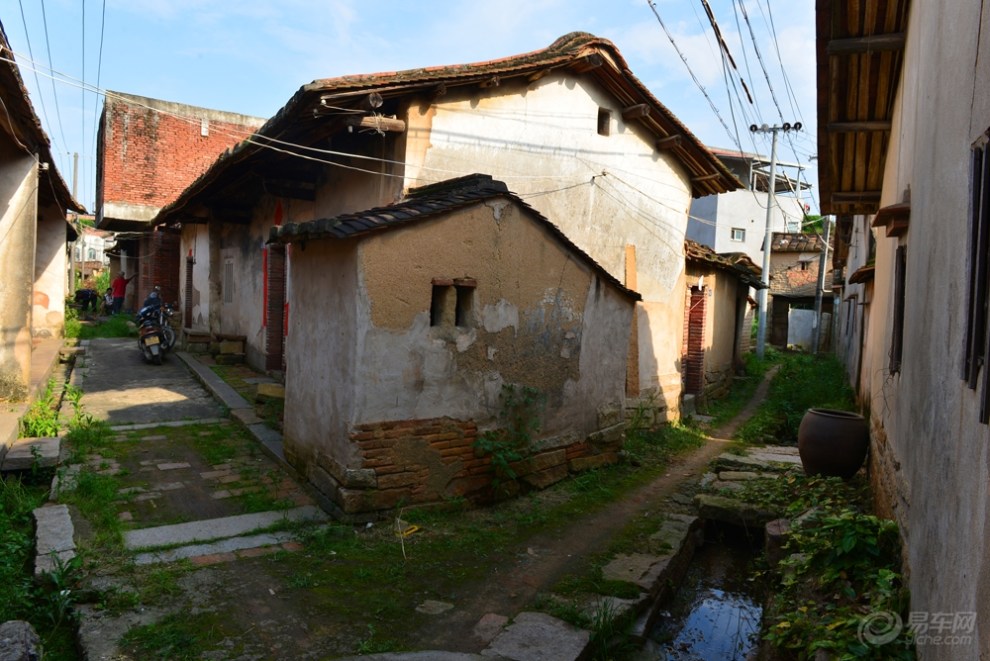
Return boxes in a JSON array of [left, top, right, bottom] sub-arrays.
[[123, 505, 329, 550], [1, 436, 61, 472], [133, 530, 301, 565], [34, 504, 76, 576]]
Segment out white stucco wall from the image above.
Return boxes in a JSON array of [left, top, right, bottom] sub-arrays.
[[33, 201, 68, 338], [859, 2, 990, 658], [400, 73, 693, 412], [0, 146, 39, 390], [689, 189, 794, 264]]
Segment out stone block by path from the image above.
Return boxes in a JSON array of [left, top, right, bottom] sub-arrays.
[[123, 505, 328, 550], [0, 620, 42, 661], [133, 530, 301, 565], [33, 504, 76, 576], [1, 436, 60, 472], [482, 611, 590, 660], [256, 382, 285, 400], [693, 493, 780, 528]]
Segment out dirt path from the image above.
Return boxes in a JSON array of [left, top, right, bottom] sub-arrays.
[[414, 367, 779, 652]]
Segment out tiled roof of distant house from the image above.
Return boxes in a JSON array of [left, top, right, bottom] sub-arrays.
[[270, 173, 640, 301], [684, 239, 766, 289]]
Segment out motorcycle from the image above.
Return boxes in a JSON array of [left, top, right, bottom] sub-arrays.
[[136, 290, 176, 364]]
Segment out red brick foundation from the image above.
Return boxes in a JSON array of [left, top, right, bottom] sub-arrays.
[[305, 417, 622, 518]]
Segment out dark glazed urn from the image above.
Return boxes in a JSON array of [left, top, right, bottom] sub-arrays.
[[797, 408, 869, 479]]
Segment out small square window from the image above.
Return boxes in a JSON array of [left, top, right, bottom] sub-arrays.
[[597, 108, 611, 136], [431, 277, 476, 328], [730, 227, 745, 241]]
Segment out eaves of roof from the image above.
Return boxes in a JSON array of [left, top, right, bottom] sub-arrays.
[[684, 239, 766, 289], [0, 22, 84, 214], [156, 32, 742, 225], [270, 173, 641, 302], [816, 0, 911, 215]]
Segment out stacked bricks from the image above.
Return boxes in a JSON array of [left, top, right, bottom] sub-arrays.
[[265, 244, 286, 371], [683, 286, 706, 396], [99, 94, 265, 210], [305, 417, 623, 517], [138, 228, 181, 305]]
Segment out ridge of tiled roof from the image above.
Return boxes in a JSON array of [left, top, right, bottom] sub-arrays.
[[771, 232, 828, 252], [684, 239, 766, 289], [270, 173, 640, 301], [156, 32, 740, 225]]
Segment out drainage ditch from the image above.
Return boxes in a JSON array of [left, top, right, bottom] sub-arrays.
[[639, 522, 765, 660]]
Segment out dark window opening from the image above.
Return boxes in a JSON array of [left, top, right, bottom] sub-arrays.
[[455, 285, 473, 327], [430, 285, 449, 327], [965, 130, 990, 422], [889, 246, 906, 375], [597, 108, 611, 136]]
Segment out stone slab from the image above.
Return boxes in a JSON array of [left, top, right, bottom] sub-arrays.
[[694, 493, 781, 528], [415, 600, 454, 615], [123, 505, 328, 550], [256, 382, 285, 400], [33, 504, 76, 575], [482, 611, 590, 660], [133, 530, 299, 565], [0, 620, 41, 661], [1, 436, 60, 471], [602, 553, 671, 590], [473, 613, 510, 644]]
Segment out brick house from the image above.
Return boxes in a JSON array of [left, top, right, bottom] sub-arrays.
[[682, 240, 763, 406], [155, 31, 739, 397], [269, 174, 639, 517], [767, 231, 832, 350], [154, 33, 740, 515], [95, 92, 265, 312]]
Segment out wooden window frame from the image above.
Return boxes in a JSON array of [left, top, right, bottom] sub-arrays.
[[964, 131, 990, 422], [889, 246, 906, 374]]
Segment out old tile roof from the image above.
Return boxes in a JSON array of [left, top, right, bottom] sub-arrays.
[[270, 173, 640, 301], [684, 239, 766, 289], [771, 232, 827, 253], [0, 21, 83, 214], [156, 32, 741, 225]]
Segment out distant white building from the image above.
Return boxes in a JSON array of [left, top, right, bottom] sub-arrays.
[[687, 147, 810, 264], [71, 221, 114, 283]]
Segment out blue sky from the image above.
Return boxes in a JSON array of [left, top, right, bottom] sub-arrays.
[[3, 0, 819, 215]]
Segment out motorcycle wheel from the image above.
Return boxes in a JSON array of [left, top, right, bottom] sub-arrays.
[[162, 326, 176, 351]]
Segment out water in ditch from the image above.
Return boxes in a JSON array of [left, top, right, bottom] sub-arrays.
[[644, 524, 764, 660]]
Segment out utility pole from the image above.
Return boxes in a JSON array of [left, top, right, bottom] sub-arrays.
[[69, 152, 79, 292], [812, 216, 832, 354], [750, 122, 801, 359]]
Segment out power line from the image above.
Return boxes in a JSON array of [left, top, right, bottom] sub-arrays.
[[646, 0, 737, 146], [39, 0, 69, 156], [15, 0, 64, 155]]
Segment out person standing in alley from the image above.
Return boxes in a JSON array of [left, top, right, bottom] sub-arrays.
[[110, 271, 135, 314]]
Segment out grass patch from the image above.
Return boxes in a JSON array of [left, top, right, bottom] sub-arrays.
[[121, 611, 227, 660], [0, 474, 80, 660], [65, 307, 136, 340], [734, 352, 856, 444], [698, 349, 777, 428]]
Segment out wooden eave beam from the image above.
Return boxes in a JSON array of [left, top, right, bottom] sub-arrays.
[[621, 104, 650, 121], [571, 53, 604, 73], [827, 121, 892, 132], [826, 32, 906, 54], [344, 115, 407, 132], [655, 135, 683, 151]]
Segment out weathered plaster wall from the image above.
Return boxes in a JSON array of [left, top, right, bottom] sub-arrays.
[[179, 224, 212, 331], [862, 1, 990, 657], [402, 74, 690, 413], [0, 147, 38, 391], [355, 200, 631, 441], [33, 199, 68, 338], [684, 267, 742, 400], [281, 239, 361, 475]]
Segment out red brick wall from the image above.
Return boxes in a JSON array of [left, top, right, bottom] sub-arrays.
[[100, 95, 262, 210], [138, 229, 181, 305], [683, 287, 706, 396], [308, 417, 618, 516]]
